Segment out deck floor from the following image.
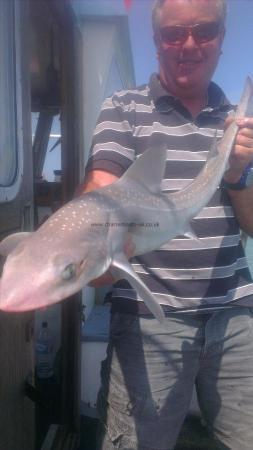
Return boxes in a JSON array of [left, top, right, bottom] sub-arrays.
[[78, 414, 218, 449]]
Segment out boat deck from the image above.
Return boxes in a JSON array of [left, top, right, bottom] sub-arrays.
[[78, 414, 218, 449]]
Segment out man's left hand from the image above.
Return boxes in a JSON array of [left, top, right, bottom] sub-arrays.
[[224, 117, 253, 183]]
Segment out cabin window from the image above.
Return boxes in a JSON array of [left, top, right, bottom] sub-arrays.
[[32, 113, 61, 182], [0, 1, 17, 187], [43, 115, 61, 182]]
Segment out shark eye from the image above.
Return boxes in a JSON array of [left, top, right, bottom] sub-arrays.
[[62, 263, 76, 281]]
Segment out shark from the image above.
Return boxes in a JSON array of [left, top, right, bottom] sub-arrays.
[[0, 77, 252, 323]]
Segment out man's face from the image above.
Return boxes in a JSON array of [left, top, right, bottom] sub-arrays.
[[155, 0, 225, 97]]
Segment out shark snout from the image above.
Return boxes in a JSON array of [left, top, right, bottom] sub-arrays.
[[0, 283, 32, 312]]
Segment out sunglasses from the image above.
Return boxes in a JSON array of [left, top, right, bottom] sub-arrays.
[[158, 21, 222, 46]]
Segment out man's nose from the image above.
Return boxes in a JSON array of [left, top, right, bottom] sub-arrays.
[[182, 33, 199, 49]]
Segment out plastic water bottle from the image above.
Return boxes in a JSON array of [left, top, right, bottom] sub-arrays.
[[35, 321, 54, 379]]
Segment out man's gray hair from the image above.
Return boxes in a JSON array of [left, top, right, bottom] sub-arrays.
[[152, 0, 227, 34]]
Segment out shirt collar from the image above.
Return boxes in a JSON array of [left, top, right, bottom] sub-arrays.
[[148, 73, 233, 115]]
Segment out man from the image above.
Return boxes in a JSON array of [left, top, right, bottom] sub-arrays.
[[83, 1, 253, 448]]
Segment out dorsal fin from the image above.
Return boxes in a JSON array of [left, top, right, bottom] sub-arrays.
[[119, 145, 167, 194]]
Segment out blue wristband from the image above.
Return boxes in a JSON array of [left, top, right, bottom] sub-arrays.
[[222, 179, 247, 190], [222, 163, 252, 190]]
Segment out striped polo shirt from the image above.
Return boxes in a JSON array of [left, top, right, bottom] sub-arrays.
[[86, 73, 253, 315]]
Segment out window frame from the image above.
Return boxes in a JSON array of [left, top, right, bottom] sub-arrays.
[[0, 0, 24, 203]]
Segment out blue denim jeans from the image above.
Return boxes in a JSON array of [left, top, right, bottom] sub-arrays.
[[96, 307, 253, 450]]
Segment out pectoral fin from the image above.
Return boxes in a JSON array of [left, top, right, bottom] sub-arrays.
[[184, 230, 197, 240], [183, 224, 202, 244], [111, 253, 165, 324]]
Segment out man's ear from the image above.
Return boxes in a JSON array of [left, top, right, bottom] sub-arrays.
[[153, 33, 161, 59], [153, 32, 160, 48], [220, 26, 226, 44]]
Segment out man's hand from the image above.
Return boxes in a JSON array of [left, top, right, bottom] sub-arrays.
[[222, 116, 253, 236], [224, 117, 253, 183]]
